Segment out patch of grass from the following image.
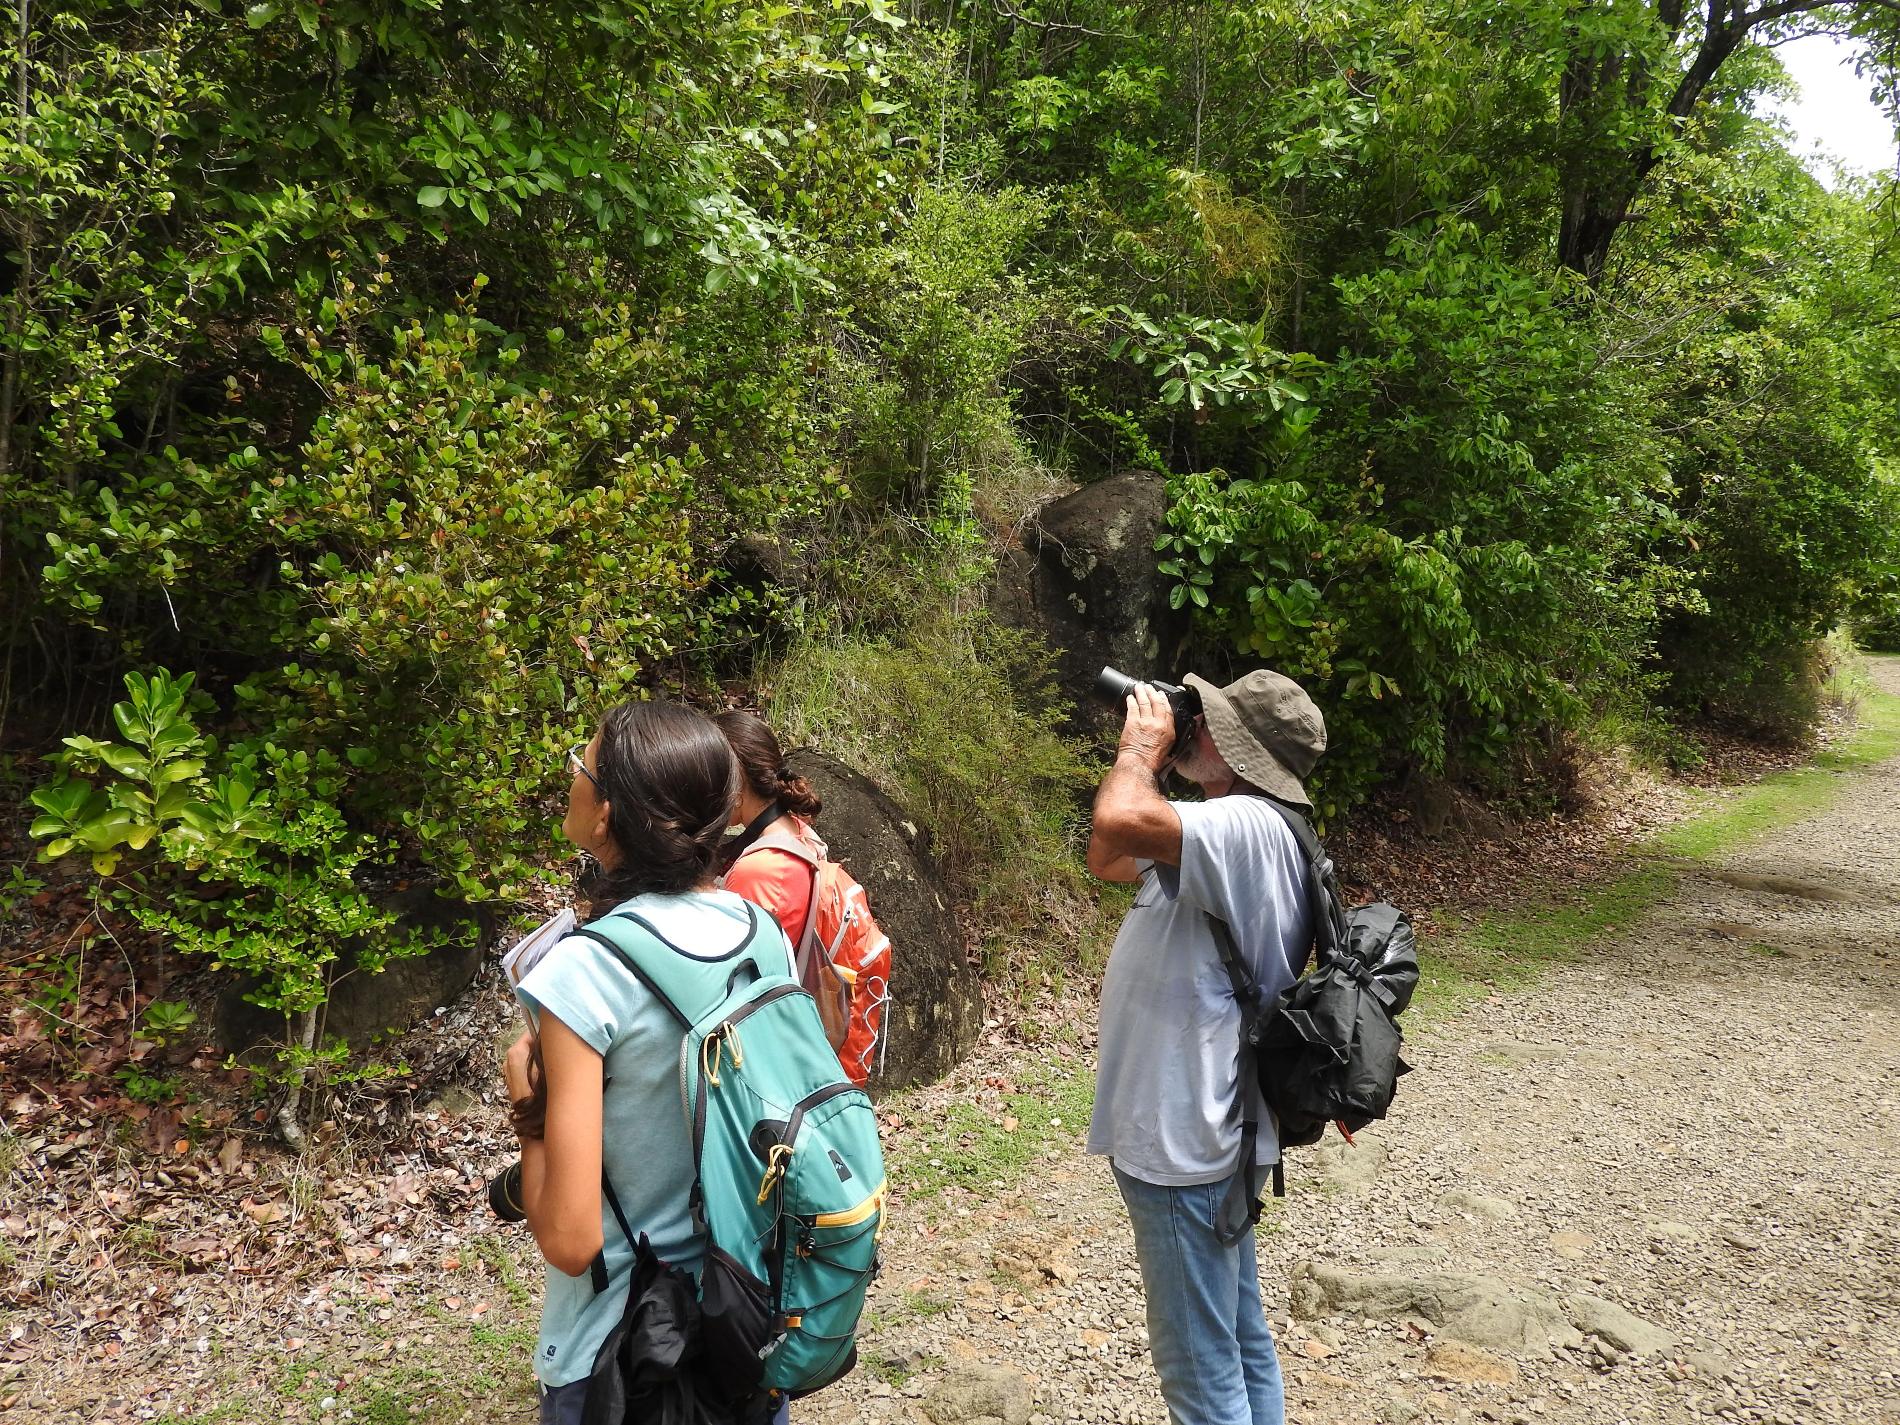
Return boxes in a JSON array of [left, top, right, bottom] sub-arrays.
[[863, 1348, 942, 1385], [0, 1124, 21, 1189], [468, 1230, 535, 1310], [1748, 941, 1790, 958], [768, 604, 1107, 994], [1656, 686, 1900, 859], [1418, 679, 1900, 1021], [889, 1060, 1095, 1201], [1418, 865, 1678, 1027], [864, 1355, 914, 1387], [903, 1288, 955, 1316]]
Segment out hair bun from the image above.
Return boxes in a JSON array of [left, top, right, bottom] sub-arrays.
[[778, 771, 822, 820]]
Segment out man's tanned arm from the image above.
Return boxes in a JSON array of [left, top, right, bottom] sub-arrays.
[[1087, 683, 1183, 879]]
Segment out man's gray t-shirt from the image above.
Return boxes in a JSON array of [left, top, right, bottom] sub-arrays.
[[1087, 795, 1313, 1186]]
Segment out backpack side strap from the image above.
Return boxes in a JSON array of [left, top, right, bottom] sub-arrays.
[[590, 1170, 641, 1295], [1206, 913, 1276, 1243]]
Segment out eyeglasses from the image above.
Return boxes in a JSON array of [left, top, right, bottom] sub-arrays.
[[565, 743, 604, 796]]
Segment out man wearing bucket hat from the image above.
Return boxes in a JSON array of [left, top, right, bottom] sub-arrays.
[[1085, 668, 1327, 1425]]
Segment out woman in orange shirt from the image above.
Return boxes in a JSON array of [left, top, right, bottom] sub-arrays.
[[714, 711, 825, 945]]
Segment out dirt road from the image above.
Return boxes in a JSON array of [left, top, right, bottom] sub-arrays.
[[811, 659, 1900, 1425]]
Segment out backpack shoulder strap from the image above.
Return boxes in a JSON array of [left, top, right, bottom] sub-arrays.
[[570, 901, 770, 1029], [1206, 912, 1276, 1235], [1251, 795, 1349, 958], [731, 822, 826, 971], [793, 862, 824, 978], [742, 822, 824, 868], [721, 801, 787, 867]]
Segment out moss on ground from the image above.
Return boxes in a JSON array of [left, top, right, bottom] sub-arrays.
[[1653, 686, 1900, 859], [890, 1058, 1096, 1202], [1418, 681, 1900, 1024]]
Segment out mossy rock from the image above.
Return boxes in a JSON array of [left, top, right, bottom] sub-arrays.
[[215, 883, 492, 1055], [787, 750, 981, 1091]]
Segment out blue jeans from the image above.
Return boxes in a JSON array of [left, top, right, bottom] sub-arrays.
[[1113, 1164, 1285, 1425]]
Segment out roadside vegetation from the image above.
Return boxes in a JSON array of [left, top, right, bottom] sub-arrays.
[[3, 1, 1899, 1135]]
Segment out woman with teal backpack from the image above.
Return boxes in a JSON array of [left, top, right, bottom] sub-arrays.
[[501, 702, 797, 1425]]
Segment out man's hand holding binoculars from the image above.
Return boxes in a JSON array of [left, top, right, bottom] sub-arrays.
[[1116, 681, 1183, 775]]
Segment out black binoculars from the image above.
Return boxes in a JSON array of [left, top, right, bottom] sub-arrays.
[[1092, 666, 1202, 761]]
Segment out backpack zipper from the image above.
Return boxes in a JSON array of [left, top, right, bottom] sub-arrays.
[[812, 1181, 886, 1229], [780, 1080, 859, 1149], [722, 981, 804, 1030]]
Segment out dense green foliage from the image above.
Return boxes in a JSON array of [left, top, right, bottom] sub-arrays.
[[5, 0, 1899, 1047]]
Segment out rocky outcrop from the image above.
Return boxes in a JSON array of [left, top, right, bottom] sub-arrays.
[[1289, 1262, 1586, 1354], [992, 470, 1189, 738], [788, 749, 981, 1091], [1289, 1261, 1676, 1358]]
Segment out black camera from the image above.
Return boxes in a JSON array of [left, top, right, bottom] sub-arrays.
[[1092, 666, 1203, 761], [488, 1159, 527, 1223]]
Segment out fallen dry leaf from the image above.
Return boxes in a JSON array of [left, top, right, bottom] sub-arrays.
[[240, 1198, 287, 1225]]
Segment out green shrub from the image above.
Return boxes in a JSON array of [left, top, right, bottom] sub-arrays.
[[29, 669, 439, 1138], [1148, 221, 1670, 816], [768, 605, 1101, 987]]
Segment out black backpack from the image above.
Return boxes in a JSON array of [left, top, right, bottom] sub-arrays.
[[1208, 795, 1418, 1243]]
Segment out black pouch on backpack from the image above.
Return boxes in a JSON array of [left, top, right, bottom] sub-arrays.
[[582, 1184, 775, 1425], [581, 1233, 722, 1425], [696, 1245, 775, 1395], [1207, 796, 1419, 1241]]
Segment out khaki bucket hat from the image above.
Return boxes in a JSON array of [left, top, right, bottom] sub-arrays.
[[1183, 669, 1327, 807]]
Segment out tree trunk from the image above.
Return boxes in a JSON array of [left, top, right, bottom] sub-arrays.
[[1, 0, 33, 482], [1553, 1, 1761, 286], [274, 1006, 320, 1152]]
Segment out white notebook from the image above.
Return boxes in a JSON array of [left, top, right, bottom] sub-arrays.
[[500, 907, 576, 1024]]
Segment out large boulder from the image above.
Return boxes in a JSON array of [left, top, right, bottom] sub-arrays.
[[992, 470, 1189, 737], [217, 883, 490, 1054], [787, 749, 981, 1091]]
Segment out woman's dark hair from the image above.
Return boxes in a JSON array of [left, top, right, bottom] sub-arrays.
[[715, 710, 821, 819], [515, 703, 736, 1140], [583, 701, 741, 915], [510, 1039, 548, 1140]]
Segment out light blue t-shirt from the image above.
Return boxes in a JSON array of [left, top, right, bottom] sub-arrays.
[[1087, 795, 1313, 1186], [514, 889, 791, 1387]]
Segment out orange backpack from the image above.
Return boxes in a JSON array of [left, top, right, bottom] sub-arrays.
[[738, 822, 892, 1086]]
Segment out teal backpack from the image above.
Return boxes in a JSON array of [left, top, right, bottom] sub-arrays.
[[576, 901, 886, 1406]]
